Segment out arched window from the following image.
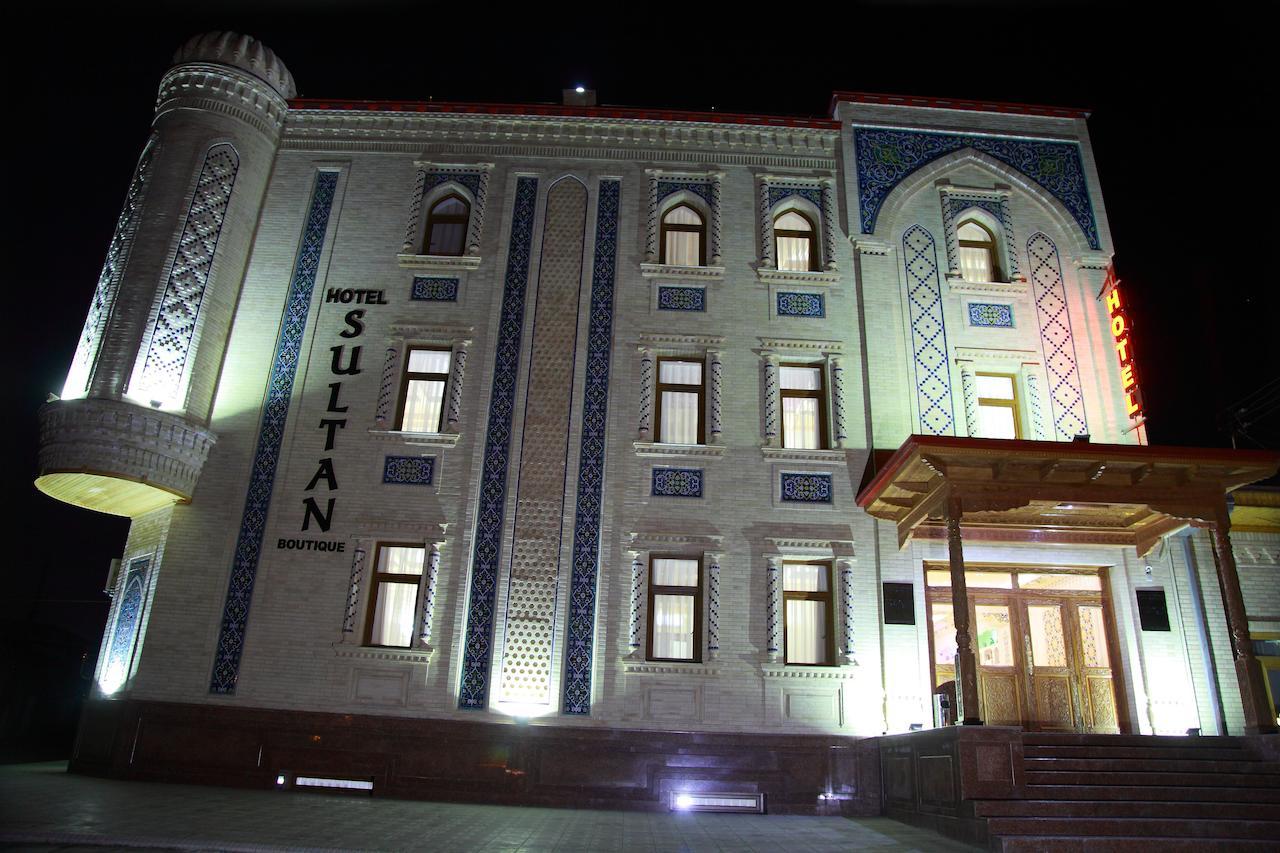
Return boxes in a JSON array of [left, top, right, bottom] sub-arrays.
[[660, 204, 705, 266], [424, 194, 470, 256], [957, 220, 1001, 283], [775, 210, 818, 272]]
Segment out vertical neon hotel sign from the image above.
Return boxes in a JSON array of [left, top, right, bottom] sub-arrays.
[[1102, 264, 1143, 419]]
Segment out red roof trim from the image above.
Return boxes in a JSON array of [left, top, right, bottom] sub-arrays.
[[287, 98, 840, 130], [830, 91, 1091, 120]]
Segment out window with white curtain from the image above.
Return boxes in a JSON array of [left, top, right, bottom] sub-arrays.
[[656, 358, 704, 445], [364, 544, 425, 648], [660, 204, 705, 266], [975, 372, 1021, 439], [957, 220, 1001, 283], [780, 364, 826, 449], [775, 210, 818, 272], [424, 194, 470, 256], [783, 561, 832, 665], [648, 556, 701, 662], [396, 347, 452, 433]]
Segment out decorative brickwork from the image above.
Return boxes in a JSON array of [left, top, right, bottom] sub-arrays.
[[903, 225, 955, 435], [1028, 232, 1089, 440]]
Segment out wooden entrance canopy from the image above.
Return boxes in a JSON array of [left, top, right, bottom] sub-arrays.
[[857, 436, 1280, 735]]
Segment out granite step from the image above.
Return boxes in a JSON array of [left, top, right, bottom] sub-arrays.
[[973, 798, 1280, 820], [1022, 783, 1280, 803], [1024, 756, 1280, 775], [1024, 769, 1280, 788], [1023, 744, 1256, 762], [994, 836, 1277, 852], [985, 816, 1280, 841]]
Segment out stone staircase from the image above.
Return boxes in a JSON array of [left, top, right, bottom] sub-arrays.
[[979, 733, 1280, 851]]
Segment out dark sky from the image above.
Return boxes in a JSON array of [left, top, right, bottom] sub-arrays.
[[14, 4, 1276, 658]]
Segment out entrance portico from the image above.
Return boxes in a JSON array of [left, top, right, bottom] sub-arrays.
[[857, 436, 1280, 735]]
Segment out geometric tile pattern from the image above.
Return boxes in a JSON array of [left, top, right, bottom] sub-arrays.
[[410, 276, 459, 301], [651, 467, 703, 498], [968, 302, 1014, 327], [854, 128, 1099, 249], [903, 225, 955, 435], [210, 170, 338, 695], [103, 557, 151, 690], [135, 144, 240, 405], [780, 472, 833, 503], [562, 179, 621, 716], [458, 177, 539, 710], [66, 134, 158, 398], [498, 179, 588, 708], [381, 455, 434, 485], [1028, 232, 1089, 440], [767, 185, 823, 210], [776, 292, 825, 317], [656, 285, 705, 311], [656, 179, 712, 207]]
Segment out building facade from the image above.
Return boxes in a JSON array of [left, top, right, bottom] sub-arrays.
[[37, 33, 1279, 808]]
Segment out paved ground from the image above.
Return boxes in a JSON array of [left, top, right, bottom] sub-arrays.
[[0, 763, 976, 852]]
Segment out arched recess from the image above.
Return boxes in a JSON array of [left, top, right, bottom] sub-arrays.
[[420, 181, 476, 256], [951, 205, 1007, 283], [658, 190, 710, 266], [873, 148, 1096, 258], [769, 195, 824, 271]]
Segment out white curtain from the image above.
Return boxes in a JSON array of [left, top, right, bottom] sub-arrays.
[[408, 350, 451, 374], [653, 558, 699, 586], [403, 379, 446, 432], [370, 582, 418, 647], [786, 600, 827, 664], [380, 546, 425, 575], [782, 398, 819, 449], [652, 594, 695, 659], [659, 361, 702, 444], [663, 206, 703, 266], [776, 236, 811, 271], [958, 245, 992, 282]]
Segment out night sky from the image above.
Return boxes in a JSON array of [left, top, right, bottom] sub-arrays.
[[14, 6, 1275, 671]]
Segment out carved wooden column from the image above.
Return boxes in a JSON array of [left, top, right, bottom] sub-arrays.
[[638, 346, 654, 441], [1207, 504, 1277, 734], [946, 492, 982, 725]]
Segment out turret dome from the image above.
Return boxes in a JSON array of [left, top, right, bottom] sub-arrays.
[[172, 32, 296, 99]]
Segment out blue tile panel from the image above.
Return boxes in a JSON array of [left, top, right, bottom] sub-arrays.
[[780, 473, 833, 503], [458, 176, 539, 710], [656, 285, 705, 312], [424, 171, 482, 199], [656, 180, 712, 207], [768, 185, 823, 209], [903, 225, 956, 436], [104, 557, 151, 685], [410, 276, 459, 301], [562, 179, 621, 716], [776, 292, 825, 317], [210, 170, 338, 695], [1028, 232, 1089, 440], [853, 128, 1100, 250], [651, 467, 703, 498], [382, 455, 435, 485], [968, 302, 1014, 327]]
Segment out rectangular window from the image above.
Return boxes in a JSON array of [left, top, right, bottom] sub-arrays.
[[780, 364, 827, 450], [783, 561, 833, 665], [655, 358, 704, 445], [396, 347, 451, 433], [648, 556, 702, 662], [975, 373, 1020, 439], [364, 544, 425, 648]]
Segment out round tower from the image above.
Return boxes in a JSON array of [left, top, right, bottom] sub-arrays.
[[36, 33, 296, 516]]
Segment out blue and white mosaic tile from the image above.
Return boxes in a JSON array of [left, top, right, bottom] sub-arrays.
[[651, 467, 703, 498], [382, 455, 435, 485], [968, 302, 1014, 328], [104, 557, 151, 688], [656, 285, 705, 312], [903, 225, 955, 436], [562, 179, 620, 716], [458, 177, 539, 710], [1028, 232, 1089, 440], [211, 170, 338, 695], [656, 180, 713, 207], [780, 473, 833, 503], [423, 171, 482, 200], [410, 276, 459, 302], [768, 185, 823, 210], [776, 292, 825, 318], [854, 128, 1099, 249]]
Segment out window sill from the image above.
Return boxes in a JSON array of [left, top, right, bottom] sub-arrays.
[[333, 644, 434, 664], [756, 267, 840, 286], [397, 253, 482, 271], [640, 263, 725, 281], [761, 663, 855, 680], [634, 442, 725, 458], [761, 447, 847, 465], [945, 275, 1028, 297], [368, 429, 461, 448], [624, 659, 720, 677]]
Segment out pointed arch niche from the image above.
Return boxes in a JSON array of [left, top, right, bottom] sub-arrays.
[[642, 170, 724, 281], [398, 162, 493, 271]]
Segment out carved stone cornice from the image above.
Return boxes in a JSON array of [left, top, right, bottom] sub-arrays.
[[627, 531, 724, 549], [638, 333, 726, 347], [945, 279, 1030, 297], [758, 337, 845, 353], [760, 664, 856, 679], [388, 323, 474, 341], [640, 263, 726, 281], [761, 447, 849, 465], [157, 64, 290, 137], [367, 429, 462, 448], [633, 442, 726, 458], [954, 347, 1040, 364], [623, 661, 720, 676], [756, 268, 842, 286], [397, 253, 483, 271]]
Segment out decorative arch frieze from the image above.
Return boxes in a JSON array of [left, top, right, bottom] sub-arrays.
[[1027, 231, 1089, 440], [854, 127, 1100, 250], [903, 225, 955, 435]]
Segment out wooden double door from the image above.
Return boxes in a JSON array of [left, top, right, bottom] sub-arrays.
[[928, 568, 1122, 733]]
